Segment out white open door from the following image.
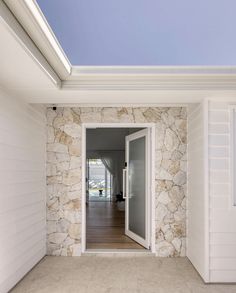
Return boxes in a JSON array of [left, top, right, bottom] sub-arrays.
[[123, 128, 150, 249]]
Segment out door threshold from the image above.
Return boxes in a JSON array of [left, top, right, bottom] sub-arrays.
[[83, 249, 155, 256]]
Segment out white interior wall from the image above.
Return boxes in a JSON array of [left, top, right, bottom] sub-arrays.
[[187, 102, 209, 282], [0, 88, 46, 293], [208, 100, 236, 282]]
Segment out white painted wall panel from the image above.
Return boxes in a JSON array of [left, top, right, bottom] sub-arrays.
[[187, 102, 209, 282], [0, 89, 46, 293], [208, 100, 236, 283]]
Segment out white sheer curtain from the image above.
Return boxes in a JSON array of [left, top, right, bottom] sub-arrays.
[[87, 150, 125, 198]]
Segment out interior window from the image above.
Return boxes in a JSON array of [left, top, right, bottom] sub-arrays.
[[87, 159, 112, 202]]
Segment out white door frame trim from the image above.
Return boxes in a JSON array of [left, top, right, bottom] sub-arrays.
[[81, 123, 156, 254]]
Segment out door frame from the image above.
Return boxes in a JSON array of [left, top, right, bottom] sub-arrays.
[[81, 123, 156, 254]]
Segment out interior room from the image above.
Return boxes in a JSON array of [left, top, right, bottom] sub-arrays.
[[86, 127, 146, 250]]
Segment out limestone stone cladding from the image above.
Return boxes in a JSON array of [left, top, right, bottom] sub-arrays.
[[46, 107, 187, 256]]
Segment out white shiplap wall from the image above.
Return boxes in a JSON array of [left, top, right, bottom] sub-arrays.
[[187, 102, 209, 282], [0, 89, 46, 293], [208, 101, 236, 282]]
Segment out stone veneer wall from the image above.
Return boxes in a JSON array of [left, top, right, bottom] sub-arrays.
[[46, 107, 187, 257]]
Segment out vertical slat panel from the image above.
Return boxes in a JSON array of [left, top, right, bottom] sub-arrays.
[[208, 101, 236, 282]]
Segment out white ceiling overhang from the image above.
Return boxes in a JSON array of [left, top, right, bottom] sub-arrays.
[[3, 0, 71, 79], [1, 0, 236, 104]]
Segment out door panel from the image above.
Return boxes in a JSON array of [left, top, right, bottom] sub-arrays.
[[125, 129, 150, 249], [128, 137, 146, 239]]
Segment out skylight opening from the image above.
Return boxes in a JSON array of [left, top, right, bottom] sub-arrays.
[[36, 0, 236, 66]]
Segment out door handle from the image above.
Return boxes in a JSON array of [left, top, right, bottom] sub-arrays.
[[123, 168, 127, 199]]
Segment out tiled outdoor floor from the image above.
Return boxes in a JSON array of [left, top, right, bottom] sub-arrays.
[[11, 256, 236, 293]]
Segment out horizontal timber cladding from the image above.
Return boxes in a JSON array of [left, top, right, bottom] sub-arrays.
[[0, 89, 46, 293]]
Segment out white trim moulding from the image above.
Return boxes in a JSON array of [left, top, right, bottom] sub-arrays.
[[65, 66, 236, 91], [63, 73, 236, 91], [81, 123, 156, 255], [72, 66, 236, 76]]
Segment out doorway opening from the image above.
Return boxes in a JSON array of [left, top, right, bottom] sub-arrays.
[[82, 124, 155, 252]]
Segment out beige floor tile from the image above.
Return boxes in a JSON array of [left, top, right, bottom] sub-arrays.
[[10, 256, 236, 293]]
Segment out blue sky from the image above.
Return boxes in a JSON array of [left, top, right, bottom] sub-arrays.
[[37, 0, 236, 66]]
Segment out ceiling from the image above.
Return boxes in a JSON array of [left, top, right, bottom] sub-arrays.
[[0, 22, 51, 88], [37, 0, 236, 66], [1, 0, 236, 105], [86, 128, 143, 151]]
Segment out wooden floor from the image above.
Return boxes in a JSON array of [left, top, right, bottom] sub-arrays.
[[86, 201, 144, 249]]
